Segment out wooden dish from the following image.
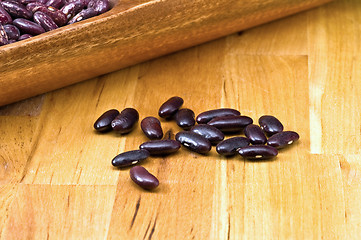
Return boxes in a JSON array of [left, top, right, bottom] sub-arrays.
[[0, 0, 332, 106]]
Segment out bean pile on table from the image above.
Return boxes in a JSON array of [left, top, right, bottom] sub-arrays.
[[93, 96, 300, 191]]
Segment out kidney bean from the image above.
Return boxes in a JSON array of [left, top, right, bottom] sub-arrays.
[[91, 0, 110, 14], [139, 139, 181, 155], [33, 11, 58, 31], [141, 116, 163, 140], [27, 3, 67, 26], [259, 115, 284, 136], [93, 109, 119, 132], [175, 131, 211, 154], [0, 5, 12, 25], [158, 96, 183, 119], [216, 137, 250, 156], [70, 0, 91, 5], [196, 108, 240, 124], [238, 145, 278, 160], [111, 149, 150, 168], [20, 0, 48, 4], [190, 124, 224, 145], [3, 24, 20, 40], [111, 108, 139, 134], [267, 131, 299, 149], [13, 18, 45, 35], [46, 0, 65, 9], [18, 33, 32, 40], [175, 108, 195, 130], [1, 1, 33, 19], [0, 24, 9, 46], [130, 166, 159, 190], [244, 124, 267, 145], [207, 115, 253, 133], [60, 1, 84, 20], [67, 7, 96, 24]]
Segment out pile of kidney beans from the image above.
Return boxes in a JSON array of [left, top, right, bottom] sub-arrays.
[[0, 0, 111, 46], [93, 96, 300, 191]]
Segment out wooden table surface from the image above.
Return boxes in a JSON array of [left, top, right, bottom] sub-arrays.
[[1, 0, 360, 239]]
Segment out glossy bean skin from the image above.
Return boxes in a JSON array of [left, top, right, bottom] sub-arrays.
[[27, 3, 67, 26], [207, 115, 253, 133], [67, 7, 96, 24], [0, 5, 12, 25], [238, 145, 278, 160], [111, 108, 139, 134], [3, 24, 20, 40], [111, 149, 150, 168], [130, 166, 159, 190], [141, 117, 163, 140], [33, 11, 58, 31], [13, 18, 45, 35], [139, 140, 181, 155], [175, 131, 211, 154], [20, 0, 48, 4], [190, 124, 224, 145], [196, 108, 240, 124], [244, 124, 267, 145], [18, 33, 32, 40], [0, 24, 8, 46], [60, 1, 84, 20], [46, 0, 65, 9], [93, 109, 119, 132], [175, 108, 195, 130], [1, 1, 33, 19], [91, 0, 110, 14], [258, 115, 284, 136], [267, 131, 299, 149], [158, 96, 184, 119], [216, 137, 250, 156]]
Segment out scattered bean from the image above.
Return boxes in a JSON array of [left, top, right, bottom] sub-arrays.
[[216, 137, 250, 156], [111, 108, 139, 134], [267, 131, 299, 149], [238, 145, 278, 160], [259, 115, 283, 136], [196, 108, 240, 124], [175, 108, 195, 130], [244, 124, 267, 145], [111, 149, 150, 168], [207, 115, 253, 133], [158, 96, 183, 119], [175, 131, 211, 154], [190, 124, 224, 145], [139, 139, 181, 155], [141, 116, 163, 140], [130, 166, 159, 190], [93, 109, 119, 132]]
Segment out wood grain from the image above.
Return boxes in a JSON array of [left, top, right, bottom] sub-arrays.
[[0, 0, 360, 239], [0, 0, 332, 106]]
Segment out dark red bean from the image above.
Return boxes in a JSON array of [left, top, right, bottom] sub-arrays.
[[175, 108, 195, 130], [60, 1, 84, 20], [13, 18, 45, 35], [190, 124, 224, 145], [158, 96, 183, 119], [111, 149, 150, 168], [33, 11, 58, 31], [93, 109, 119, 132], [141, 116, 163, 140], [70, 0, 91, 5], [111, 108, 139, 134], [267, 131, 300, 149], [130, 166, 159, 190], [238, 145, 278, 160], [139, 140, 181, 155], [91, 0, 110, 14], [196, 108, 240, 124], [216, 137, 250, 156], [18, 33, 32, 40], [0, 5, 12, 25], [46, 0, 65, 9], [67, 7, 96, 24], [27, 3, 67, 26], [175, 131, 211, 154], [244, 124, 267, 145], [0, 24, 9, 46], [20, 0, 48, 4], [259, 115, 284, 136], [1, 1, 33, 19], [207, 115, 253, 133], [3, 24, 20, 40]]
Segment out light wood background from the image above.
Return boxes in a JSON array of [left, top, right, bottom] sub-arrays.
[[1, 0, 360, 238]]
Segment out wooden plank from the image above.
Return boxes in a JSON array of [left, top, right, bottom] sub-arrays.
[[308, 0, 361, 154], [1, 184, 116, 239]]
